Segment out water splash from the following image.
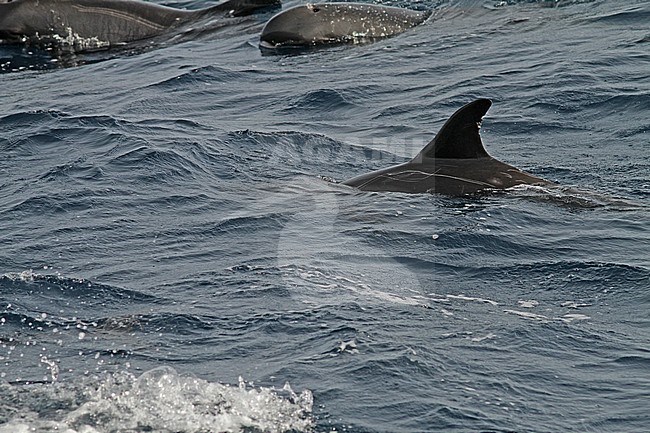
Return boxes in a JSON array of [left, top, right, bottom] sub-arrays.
[[0, 367, 313, 433]]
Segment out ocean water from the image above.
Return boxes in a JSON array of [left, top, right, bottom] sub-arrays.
[[0, 0, 649, 431]]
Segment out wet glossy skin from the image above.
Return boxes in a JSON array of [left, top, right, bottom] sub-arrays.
[[0, 0, 279, 48], [260, 3, 431, 49], [343, 157, 549, 195], [343, 99, 551, 196]]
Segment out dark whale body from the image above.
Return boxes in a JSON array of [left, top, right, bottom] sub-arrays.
[[259, 2, 431, 50], [343, 99, 552, 196], [0, 0, 280, 52]]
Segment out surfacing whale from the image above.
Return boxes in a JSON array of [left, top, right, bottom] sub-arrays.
[[0, 0, 281, 52], [343, 99, 552, 196], [259, 2, 431, 50]]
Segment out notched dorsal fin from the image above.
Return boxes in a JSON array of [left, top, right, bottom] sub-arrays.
[[414, 98, 492, 161]]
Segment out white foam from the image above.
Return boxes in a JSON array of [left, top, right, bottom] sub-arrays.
[[446, 294, 498, 306], [518, 300, 539, 308], [49, 28, 111, 52], [0, 367, 313, 433], [560, 313, 591, 323], [504, 309, 551, 321]]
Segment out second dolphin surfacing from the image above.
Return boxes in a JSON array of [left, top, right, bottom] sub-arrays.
[[343, 99, 552, 196], [259, 2, 431, 50], [0, 0, 281, 52]]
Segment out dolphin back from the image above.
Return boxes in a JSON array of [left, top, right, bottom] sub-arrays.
[[0, 0, 281, 50], [343, 99, 551, 195], [260, 3, 431, 49]]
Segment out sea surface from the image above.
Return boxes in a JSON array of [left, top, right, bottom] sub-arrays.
[[0, 0, 649, 431]]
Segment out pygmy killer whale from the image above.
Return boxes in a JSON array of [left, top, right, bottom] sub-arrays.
[[343, 99, 552, 195], [259, 2, 431, 50], [0, 0, 281, 52]]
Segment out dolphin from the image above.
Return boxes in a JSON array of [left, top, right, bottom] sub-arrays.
[[343, 99, 552, 195], [0, 0, 281, 51], [259, 2, 431, 50]]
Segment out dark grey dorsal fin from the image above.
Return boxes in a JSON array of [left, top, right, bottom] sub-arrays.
[[414, 99, 492, 161]]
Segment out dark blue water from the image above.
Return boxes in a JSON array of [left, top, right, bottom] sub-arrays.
[[1, 0, 649, 431]]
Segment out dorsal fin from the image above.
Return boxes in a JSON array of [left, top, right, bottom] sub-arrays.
[[413, 99, 492, 161]]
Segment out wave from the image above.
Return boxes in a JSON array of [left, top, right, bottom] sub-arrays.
[[0, 367, 313, 433]]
